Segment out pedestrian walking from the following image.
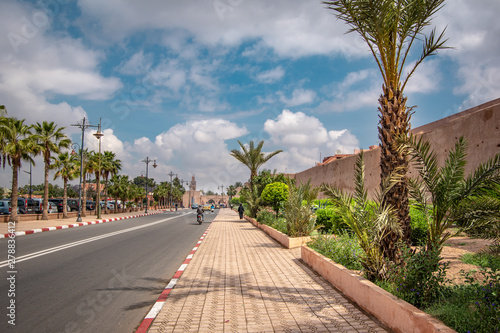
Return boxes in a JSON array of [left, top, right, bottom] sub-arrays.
[[237, 203, 244, 219]]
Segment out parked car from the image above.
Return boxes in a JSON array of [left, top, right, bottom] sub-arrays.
[[66, 199, 80, 212], [0, 199, 10, 215], [48, 198, 71, 212], [3, 198, 27, 214], [191, 203, 199, 209], [26, 198, 43, 214], [47, 201, 58, 214], [86, 200, 95, 210]]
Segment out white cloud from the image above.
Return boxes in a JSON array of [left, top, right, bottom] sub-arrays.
[[436, 0, 500, 109], [76, 0, 368, 58], [256, 66, 285, 83], [119, 51, 154, 75], [263, 109, 359, 172], [278, 88, 316, 107]]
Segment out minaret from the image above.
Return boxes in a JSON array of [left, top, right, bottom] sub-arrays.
[[190, 175, 196, 191]]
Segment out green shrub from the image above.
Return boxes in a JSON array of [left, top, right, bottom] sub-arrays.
[[308, 232, 363, 270], [426, 268, 500, 333], [315, 208, 348, 234], [230, 197, 240, 206], [461, 252, 500, 271], [387, 245, 450, 307], [256, 208, 275, 225], [284, 181, 319, 237], [409, 205, 429, 246]]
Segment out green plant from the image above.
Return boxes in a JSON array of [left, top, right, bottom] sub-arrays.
[[261, 182, 289, 216], [461, 252, 500, 271], [283, 180, 319, 237], [308, 232, 363, 270], [388, 244, 450, 307], [256, 208, 275, 225], [401, 135, 500, 252], [426, 268, 500, 333], [230, 197, 240, 206], [322, 152, 403, 281], [315, 208, 348, 234], [409, 205, 429, 246]]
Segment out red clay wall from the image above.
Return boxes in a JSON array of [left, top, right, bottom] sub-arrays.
[[293, 98, 500, 198]]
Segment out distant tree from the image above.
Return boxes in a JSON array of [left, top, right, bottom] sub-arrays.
[[230, 140, 282, 189], [261, 182, 289, 216], [52, 151, 79, 218], [0, 117, 36, 222], [33, 121, 70, 220], [205, 190, 215, 196]]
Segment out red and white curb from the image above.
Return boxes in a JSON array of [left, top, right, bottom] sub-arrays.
[[0, 211, 164, 239], [135, 224, 212, 333]]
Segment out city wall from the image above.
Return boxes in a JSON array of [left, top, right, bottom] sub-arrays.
[[291, 98, 500, 198]]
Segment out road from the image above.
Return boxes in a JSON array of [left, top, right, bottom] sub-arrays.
[[0, 209, 215, 333]]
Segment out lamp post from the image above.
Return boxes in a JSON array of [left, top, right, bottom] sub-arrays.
[[142, 157, 157, 213], [93, 118, 103, 219], [71, 117, 98, 222], [218, 184, 225, 207], [23, 162, 32, 200], [167, 171, 175, 209]]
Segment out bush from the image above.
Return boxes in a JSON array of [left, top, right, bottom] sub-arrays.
[[308, 232, 363, 270], [284, 181, 319, 237], [387, 245, 450, 307], [256, 208, 275, 225], [230, 197, 240, 206], [315, 208, 348, 234], [410, 205, 429, 246]]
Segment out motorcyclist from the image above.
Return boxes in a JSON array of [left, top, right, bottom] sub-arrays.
[[196, 205, 204, 221]]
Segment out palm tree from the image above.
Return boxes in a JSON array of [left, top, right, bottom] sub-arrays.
[[324, 0, 449, 260], [101, 151, 122, 213], [322, 151, 404, 280], [51, 151, 79, 218], [0, 105, 6, 117], [230, 140, 282, 189], [0, 117, 36, 222], [33, 121, 71, 220]]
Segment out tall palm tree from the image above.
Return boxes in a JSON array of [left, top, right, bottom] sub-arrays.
[[51, 151, 79, 218], [101, 151, 122, 213], [33, 121, 71, 220], [0, 117, 36, 222], [0, 105, 6, 117], [230, 140, 282, 189], [324, 0, 448, 260]]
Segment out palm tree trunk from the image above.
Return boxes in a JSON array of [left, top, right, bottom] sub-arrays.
[[63, 178, 68, 219], [42, 157, 49, 220], [9, 161, 20, 223], [82, 170, 87, 217], [378, 84, 412, 261]]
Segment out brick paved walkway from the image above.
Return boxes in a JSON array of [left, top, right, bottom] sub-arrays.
[[148, 209, 388, 333]]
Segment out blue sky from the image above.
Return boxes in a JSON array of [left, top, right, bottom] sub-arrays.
[[1, 0, 499, 193]]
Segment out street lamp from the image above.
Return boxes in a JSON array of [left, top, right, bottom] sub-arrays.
[[71, 117, 98, 222], [142, 157, 157, 213], [167, 171, 176, 209], [23, 162, 32, 200], [93, 118, 103, 219], [218, 184, 225, 207]]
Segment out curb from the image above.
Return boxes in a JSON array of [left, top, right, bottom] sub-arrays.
[[134, 223, 213, 333], [0, 211, 165, 239]]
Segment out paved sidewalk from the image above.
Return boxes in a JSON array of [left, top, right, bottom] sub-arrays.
[[148, 209, 389, 333]]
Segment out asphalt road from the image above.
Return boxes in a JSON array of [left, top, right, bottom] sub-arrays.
[[0, 209, 216, 333]]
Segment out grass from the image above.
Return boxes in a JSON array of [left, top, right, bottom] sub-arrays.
[[307, 232, 363, 271], [461, 252, 500, 271]]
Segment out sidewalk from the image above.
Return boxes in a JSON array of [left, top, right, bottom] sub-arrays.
[[147, 209, 389, 333], [0, 209, 169, 236]]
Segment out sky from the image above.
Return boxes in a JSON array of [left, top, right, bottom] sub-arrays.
[[1, 0, 499, 194]]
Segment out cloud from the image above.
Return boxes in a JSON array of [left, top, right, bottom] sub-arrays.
[[436, 0, 500, 109], [118, 51, 154, 75], [256, 66, 285, 83], [278, 88, 316, 107], [76, 0, 368, 58], [263, 109, 359, 172], [0, 0, 122, 126]]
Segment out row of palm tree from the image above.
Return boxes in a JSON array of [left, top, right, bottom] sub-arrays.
[[0, 113, 124, 222]]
